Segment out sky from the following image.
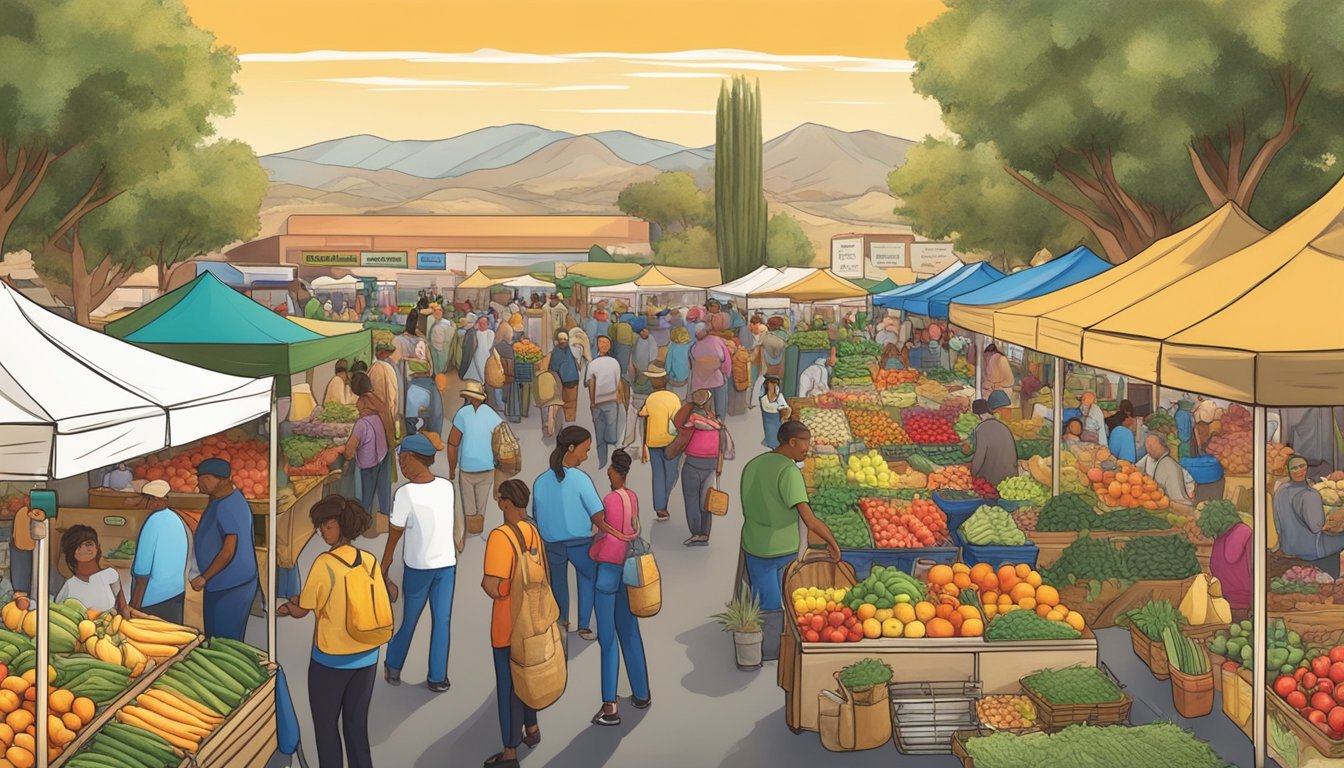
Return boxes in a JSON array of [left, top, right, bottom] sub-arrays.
[[182, 0, 949, 155]]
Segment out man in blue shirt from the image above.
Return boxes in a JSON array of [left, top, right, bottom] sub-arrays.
[[131, 480, 191, 624], [191, 458, 259, 640], [448, 380, 503, 535], [548, 331, 580, 427]]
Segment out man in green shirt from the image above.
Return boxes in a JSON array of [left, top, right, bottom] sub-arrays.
[[739, 419, 840, 660], [288, 280, 325, 320]]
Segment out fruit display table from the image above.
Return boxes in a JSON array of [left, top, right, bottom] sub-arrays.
[[779, 621, 1099, 732], [249, 471, 340, 570]]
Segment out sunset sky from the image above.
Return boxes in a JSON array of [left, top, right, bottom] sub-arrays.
[[182, 0, 948, 155]]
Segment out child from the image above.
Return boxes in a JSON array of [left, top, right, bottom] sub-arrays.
[[56, 525, 126, 613], [759, 376, 791, 449]]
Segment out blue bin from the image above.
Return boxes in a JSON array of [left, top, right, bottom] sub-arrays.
[[960, 541, 1039, 570], [837, 546, 959, 580], [1181, 455, 1224, 485], [932, 490, 983, 515]]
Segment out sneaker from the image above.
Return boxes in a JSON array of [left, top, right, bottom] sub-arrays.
[[384, 664, 401, 686], [576, 628, 597, 642], [427, 679, 451, 693], [631, 695, 652, 710], [591, 706, 621, 727]]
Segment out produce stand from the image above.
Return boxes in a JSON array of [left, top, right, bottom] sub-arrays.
[[838, 546, 958, 579], [177, 663, 278, 768], [248, 471, 339, 571]]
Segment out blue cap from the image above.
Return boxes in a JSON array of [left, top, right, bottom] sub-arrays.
[[197, 458, 232, 479], [399, 433, 438, 457], [987, 390, 1011, 411]]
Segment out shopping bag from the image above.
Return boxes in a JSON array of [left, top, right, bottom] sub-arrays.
[[706, 484, 730, 517], [622, 538, 652, 586], [627, 552, 662, 617]]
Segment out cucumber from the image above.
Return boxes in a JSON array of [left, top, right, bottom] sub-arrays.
[[178, 659, 243, 706], [99, 727, 178, 766], [152, 676, 215, 712], [67, 756, 132, 768], [197, 648, 264, 688], [163, 669, 229, 715], [187, 655, 247, 698], [211, 636, 264, 661], [104, 722, 178, 756], [85, 737, 157, 768], [0, 629, 31, 647], [56, 657, 128, 676]]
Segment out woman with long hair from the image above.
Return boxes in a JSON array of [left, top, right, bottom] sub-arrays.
[[677, 390, 728, 547], [531, 426, 602, 640], [588, 449, 651, 726], [278, 495, 384, 768]]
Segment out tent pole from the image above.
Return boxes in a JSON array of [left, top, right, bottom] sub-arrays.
[[267, 393, 278, 662], [974, 334, 984, 396], [1052, 358, 1063, 495], [34, 520, 49, 768], [1252, 405, 1267, 768]]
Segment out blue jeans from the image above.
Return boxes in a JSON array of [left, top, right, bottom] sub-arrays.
[[595, 563, 650, 703], [711, 383, 729, 422], [545, 540, 595, 631], [203, 579, 258, 640], [406, 378, 443, 435], [493, 646, 538, 748], [593, 402, 620, 468], [762, 409, 782, 448], [648, 446, 681, 513], [744, 552, 795, 611], [8, 541, 31, 594], [386, 565, 455, 684], [358, 454, 392, 516]]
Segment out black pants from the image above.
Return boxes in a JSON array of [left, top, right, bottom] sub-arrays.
[[141, 594, 185, 625], [308, 661, 375, 768]]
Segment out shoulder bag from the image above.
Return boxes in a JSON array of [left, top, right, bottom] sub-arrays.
[[615, 490, 661, 617], [705, 429, 731, 516]]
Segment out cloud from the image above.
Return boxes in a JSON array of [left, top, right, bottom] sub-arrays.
[[240, 48, 572, 65], [835, 61, 918, 74], [549, 108, 715, 115], [816, 100, 885, 105], [529, 84, 630, 91], [322, 77, 530, 87], [626, 72, 728, 79]]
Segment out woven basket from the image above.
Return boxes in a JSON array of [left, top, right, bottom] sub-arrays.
[[1127, 623, 1170, 680]]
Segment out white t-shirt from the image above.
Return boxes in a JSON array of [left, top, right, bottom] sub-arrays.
[[390, 477, 459, 570], [56, 568, 120, 612], [760, 392, 789, 414], [587, 356, 622, 404]]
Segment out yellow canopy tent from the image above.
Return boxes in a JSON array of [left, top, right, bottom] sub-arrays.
[[288, 315, 370, 337], [752, 269, 868, 302], [991, 204, 1266, 357], [651, 266, 722, 288], [1084, 176, 1344, 406], [456, 267, 531, 289]]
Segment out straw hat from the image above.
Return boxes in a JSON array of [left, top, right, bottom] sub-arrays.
[[644, 361, 668, 378], [461, 380, 488, 400]]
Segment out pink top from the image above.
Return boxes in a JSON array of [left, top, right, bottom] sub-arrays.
[[590, 488, 638, 565], [1210, 522, 1253, 610], [684, 413, 722, 459]]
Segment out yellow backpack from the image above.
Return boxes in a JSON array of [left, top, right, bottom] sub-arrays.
[[321, 549, 394, 648]]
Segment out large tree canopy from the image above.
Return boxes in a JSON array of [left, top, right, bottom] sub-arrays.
[[765, 212, 816, 268], [616, 171, 708, 233], [903, 0, 1344, 262]]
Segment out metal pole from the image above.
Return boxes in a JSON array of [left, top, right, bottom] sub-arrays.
[[1252, 405, 1267, 768], [1052, 358, 1063, 495], [34, 520, 49, 768], [267, 394, 278, 662], [974, 334, 983, 396]]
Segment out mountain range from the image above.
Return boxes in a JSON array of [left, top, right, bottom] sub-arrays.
[[258, 123, 917, 255]]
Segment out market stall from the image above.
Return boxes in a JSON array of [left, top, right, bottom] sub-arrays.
[[0, 280, 278, 768], [588, 265, 717, 310], [948, 246, 1112, 337]]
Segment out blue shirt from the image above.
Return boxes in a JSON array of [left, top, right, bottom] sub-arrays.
[[665, 341, 692, 381], [312, 647, 379, 669], [1108, 425, 1138, 463], [628, 315, 647, 334], [452, 402, 503, 473], [1176, 408, 1195, 442], [548, 345, 579, 384], [132, 508, 190, 606], [531, 468, 603, 543], [195, 489, 258, 592]]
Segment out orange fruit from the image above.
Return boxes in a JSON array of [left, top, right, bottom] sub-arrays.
[[969, 563, 993, 585], [856, 604, 877, 621], [983, 604, 998, 618], [1065, 611, 1086, 631], [983, 591, 999, 605], [5, 710, 31, 735], [953, 572, 972, 590], [0, 723, 11, 747], [915, 602, 937, 623], [1036, 585, 1060, 607], [1015, 563, 1032, 580], [926, 618, 956, 638], [0, 692, 17, 715], [1019, 597, 1037, 611], [60, 713, 80, 733], [997, 565, 1019, 590], [961, 618, 984, 637], [1035, 603, 1053, 618], [928, 564, 954, 587], [935, 603, 954, 621], [952, 563, 971, 575], [958, 606, 982, 621], [894, 603, 917, 624], [1025, 570, 1042, 588], [905, 620, 927, 638], [1009, 583, 1036, 602]]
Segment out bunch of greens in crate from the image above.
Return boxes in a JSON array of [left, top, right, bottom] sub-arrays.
[[1196, 499, 1242, 540], [1036, 493, 1098, 532], [1022, 666, 1124, 705], [1094, 509, 1169, 531], [1015, 439, 1052, 460], [1121, 534, 1199, 579], [1161, 626, 1210, 675], [836, 339, 882, 358], [810, 489, 873, 549], [986, 610, 1082, 641], [1117, 599, 1185, 641], [788, 330, 830, 350], [1040, 534, 1125, 585], [964, 723, 1231, 768], [282, 436, 334, 468], [838, 658, 893, 690]]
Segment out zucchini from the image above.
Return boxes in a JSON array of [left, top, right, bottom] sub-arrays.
[[67, 756, 133, 768], [99, 726, 178, 766], [211, 636, 264, 661], [152, 676, 218, 713], [85, 737, 157, 768], [104, 722, 178, 756], [179, 659, 244, 707], [163, 669, 229, 715], [182, 656, 246, 699], [197, 648, 264, 688]]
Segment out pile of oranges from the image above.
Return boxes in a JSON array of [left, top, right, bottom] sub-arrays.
[[1087, 462, 1170, 511], [926, 562, 1085, 633]]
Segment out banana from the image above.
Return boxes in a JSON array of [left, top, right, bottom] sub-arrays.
[[126, 641, 182, 660], [125, 617, 196, 635], [117, 621, 196, 647], [77, 620, 96, 643], [95, 636, 122, 666], [121, 641, 146, 670], [21, 610, 36, 637], [85, 637, 99, 656], [109, 615, 122, 636]]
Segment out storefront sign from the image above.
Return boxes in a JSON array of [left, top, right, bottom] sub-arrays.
[[415, 251, 447, 270], [870, 242, 908, 268], [301, 251, 359, 267], [910, 242, 958, 274], [360, 251, 408, 268], [830, 238, 864, 278]]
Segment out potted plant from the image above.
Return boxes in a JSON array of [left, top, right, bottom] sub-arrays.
[[1163, 625, 1214, 717], [713, 584, 763, 670]]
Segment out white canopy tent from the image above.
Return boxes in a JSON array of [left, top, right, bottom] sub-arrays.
[[0, 282, 273, 768], [708, 265, 783, 307], [309, 275, 360, 291], [502, 275, 556, 290]]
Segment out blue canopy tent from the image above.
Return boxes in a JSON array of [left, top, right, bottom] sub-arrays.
[[872, 261, 968, 308], [946, 246, 1113, 332], [882, 262, 1005, 316]]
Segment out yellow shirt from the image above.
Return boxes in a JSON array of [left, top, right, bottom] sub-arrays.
[[639, 390, 682, 449], [299, 545, 379, 656]]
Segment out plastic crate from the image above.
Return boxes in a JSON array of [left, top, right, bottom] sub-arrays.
[[959, 541, 1040, 570], [839, 546, 959, 579], [1181, 455, 1224, 485], [514, 361, 535, 383], [932, 490, 984, 515]]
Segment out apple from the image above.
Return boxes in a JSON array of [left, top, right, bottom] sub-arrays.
[[1313, 655, 1333, 678], [1334, 685, 1344, 705], [1275, 675, 1300, 698], [830, 629, 848, 643], [1289, 691, 1309, 709], [1297, 667, 1311, 682], [1330, 662, 1344, 685], [811, 615, 826, 633], [828, 612, 845, 629], [841, 607, 853, 620], [1328, 706, 1344, 734], [1314, 692, 1335, 713], [1306, 672, 1320, 690], [1309, 709, 1329, 726], [1330, 646, 1344, 665], [1321, 679, 1336, 696], [803, 629, 821, 643]]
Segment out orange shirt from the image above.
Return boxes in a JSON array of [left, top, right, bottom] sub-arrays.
[[483, 521, 540, 648]]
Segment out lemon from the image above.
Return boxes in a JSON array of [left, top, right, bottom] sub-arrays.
[[794, 599, 809, 615], [904, 620, 926, 639]]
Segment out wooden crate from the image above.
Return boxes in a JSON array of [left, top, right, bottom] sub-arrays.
[[181, 664, 279, 768], [1020, 667, 1132, 732], [1269, 685, 1344, 759]]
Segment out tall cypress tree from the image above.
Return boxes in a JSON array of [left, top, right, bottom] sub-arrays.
[[715, 76, 767, 282]]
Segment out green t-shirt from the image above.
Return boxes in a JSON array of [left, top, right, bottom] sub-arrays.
[[740, 452, 809, 558], [304, 297, 326, 320]]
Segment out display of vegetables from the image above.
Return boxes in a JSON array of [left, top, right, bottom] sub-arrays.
[[836, 339, 882, 359], [791, 587, 866, 644], [1118, 599, 1185, 642], [105, 539, 136, 561], [964, 723, 1230, 768], [1007, 418, 1046, 440], [997, 476, 1049, 505], [843, 565, 929, 611], [1094, 508, 1169, 531], [281, 435, 335, 468], [1121, 534, 1199, 580], [902, 407, 960, 444], [291, 413, 354, 439], [1162, 625, 1210, 675], [1146, 411, 1177, 435], [1195, 499, 1241, 540], [914, 444, 974, 467], [1207, 430, 1254, 474], [1037, 492, 1097, 532], [315, 402, 357, 423], [810, 489, 874, 549], [1272, 565, 1334, 594], [845, 409, 910, 448], [1022, 665, 1124, 705], [927, 464, 973, 491], [960, 505, 1027, 546], [1265, 442, 1293, 475], [1041, 535, 1126, 585], [846, 451, 897, 489], [859, 497, 947, 548], [1011, 507, 1039, 532], [985, 608, 1082, 641], [1086, 462, 1170, 511], [788, 330, 830, 350], [132, 435, 271, 498], [1313, 473, 1344, 506], [288, 444, 345, 477], [1209, 619, 1308, 675], [512, 338, 542, 363], [832, 355, 874, 384], [838, 658, 893, 690], [1271, 644, 1344, 741], [1015, 438, 1052, 460], [812, 454, 847, 490], [976, 694, 1037, 730], [799, 407, 852, 447], [953, 411, 980, 438]]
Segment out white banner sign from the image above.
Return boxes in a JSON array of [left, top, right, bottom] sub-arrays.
[[910, 242, 958, 273], [830, 238, 864, 278], [870, 242, 908, 268]]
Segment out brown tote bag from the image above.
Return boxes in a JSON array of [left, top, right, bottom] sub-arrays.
[[705, 428, 730, 515]]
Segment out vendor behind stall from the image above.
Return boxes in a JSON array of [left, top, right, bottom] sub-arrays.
[[1137, 435, 1193, 510], [980, 343, 1013, 399], [796, 353, 832, 399], [1207, 511, 1252, 621], [1106, 410, 1138, 463], [1274, 454, 1344, 577], [130, 480, 192, 624], [968, 396, 1017, 486]]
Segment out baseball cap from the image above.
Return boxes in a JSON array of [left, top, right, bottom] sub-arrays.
[[399, 433, 439, 457], [141, 480, 171, 499], [197, 458, 232, 479]]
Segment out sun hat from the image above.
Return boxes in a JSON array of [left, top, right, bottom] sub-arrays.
[[461, 380, 488, 400], [644, 362, 668, 378], [141, 480, 171, 499]]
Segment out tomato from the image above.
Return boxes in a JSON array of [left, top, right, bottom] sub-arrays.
[[1335, 685, 1344, 705], [1331, 647, 1344, 665], [1321, 679, 1336, 695], [803, 629, 821, 643], [1275, 675, 1301, 698], [1289, 691, 1309, 709], [1314, 655, 1332, 678], [1329, 707, 1344, 734], [827, 612, 845, 629], [810, 615, 826, 633], [1310, 709, 1329, 726], [1314, 692, 1335, 713], [1305, 672, 1319, 689], [1297, 667, 1311, 682], [1330, 662, 1344, 685], [830, 629, 847, 643]]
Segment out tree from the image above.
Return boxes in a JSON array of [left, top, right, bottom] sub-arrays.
[[715, 76, 768, 281], [906, 0, 1344, 262], [0, 0, 240, 322], [765, 212, 816, 267], [616, 171, 708, 233], [654, 227, 717, 268], [889, 139, 1092, 269]]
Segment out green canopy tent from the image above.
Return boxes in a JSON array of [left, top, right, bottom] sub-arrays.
[[105, 272, 371, 383]]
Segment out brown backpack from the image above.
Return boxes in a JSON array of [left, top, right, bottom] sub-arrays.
[[504, 521, 567, 710]]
